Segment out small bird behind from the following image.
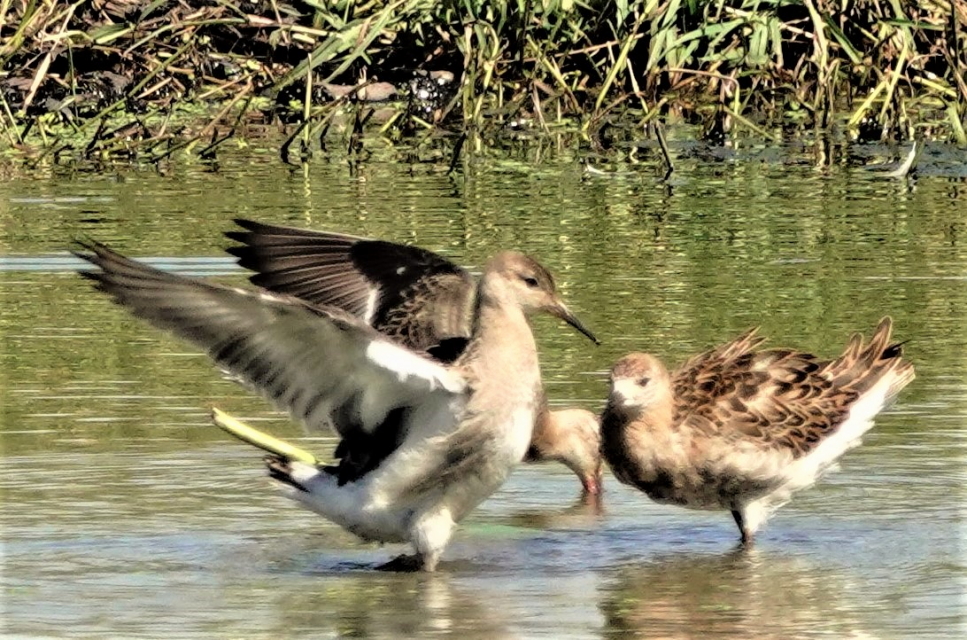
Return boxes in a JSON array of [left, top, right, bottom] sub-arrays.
[[74, 240, 596, 571], [526, 404, 602, 495], [225, 218, 604, 494], [600, 318, 915, 545]]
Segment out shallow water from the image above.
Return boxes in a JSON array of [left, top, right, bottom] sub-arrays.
[[1, 139, 965, 638]]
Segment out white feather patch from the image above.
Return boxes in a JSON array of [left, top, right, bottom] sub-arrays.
[[365, 340, 466, 394], [507, 405, 537, 461], [363, 289, 379, 323], [610, 379, 641, 408]]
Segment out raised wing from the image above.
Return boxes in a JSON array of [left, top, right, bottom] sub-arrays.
[[74, 241, 467, 478], [226, 219, 476, 361], [672, 319, 912, 457]]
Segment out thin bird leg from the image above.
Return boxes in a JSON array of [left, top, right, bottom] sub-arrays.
[[731, 509, 753, 546]]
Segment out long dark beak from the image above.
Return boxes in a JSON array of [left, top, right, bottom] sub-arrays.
[[550, 302, 600, 345]]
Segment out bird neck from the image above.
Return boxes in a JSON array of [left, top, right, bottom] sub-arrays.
[[464, 296, 540, 385], [606, 392, 675, 438], [530, 407, 558, 455]]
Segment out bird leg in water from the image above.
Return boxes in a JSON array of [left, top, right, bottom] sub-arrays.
[[731, 509, 753, 546]]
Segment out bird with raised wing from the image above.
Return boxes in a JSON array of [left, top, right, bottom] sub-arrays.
[[225, 218, 603, 495], [600, 318, 914, 545], [75, 240, 597, 571]]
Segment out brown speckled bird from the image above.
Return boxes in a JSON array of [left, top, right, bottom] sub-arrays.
[[601, 318, 915, 545], [225, 218, 603, 495]]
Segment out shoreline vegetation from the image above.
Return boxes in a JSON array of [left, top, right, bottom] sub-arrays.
[[1, 1, 965, 165]]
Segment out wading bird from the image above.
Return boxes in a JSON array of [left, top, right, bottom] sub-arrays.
[[600, 318, 914, 545], [225, 219, 603, 495], [76, 241, 597, 571]]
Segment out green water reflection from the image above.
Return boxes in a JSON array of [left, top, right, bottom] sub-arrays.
[[1, 142, 964, 639]]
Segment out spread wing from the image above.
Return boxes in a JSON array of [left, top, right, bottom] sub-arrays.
[[74, 242, 467, 477], [225, 219, 476, 361], [671, 320, 912, 457]]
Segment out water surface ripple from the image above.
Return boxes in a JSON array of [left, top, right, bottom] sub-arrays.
[[2, 145, 964, 639]]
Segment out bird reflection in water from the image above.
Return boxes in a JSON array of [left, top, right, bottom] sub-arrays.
[[266, 571, 518, 639], [599, 549, 880, 639]]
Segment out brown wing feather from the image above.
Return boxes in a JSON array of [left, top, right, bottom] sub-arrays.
[[673, 318, 912, 457], [226, 219, 476, 358], [672, 327, 770, 414], [226, 220, 371, 314]]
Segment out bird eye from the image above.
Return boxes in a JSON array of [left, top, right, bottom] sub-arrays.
[[637, 376, 650, 386], [522, 275, 539, 288]]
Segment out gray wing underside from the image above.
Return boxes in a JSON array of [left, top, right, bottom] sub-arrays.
[[74, 242, 466, 444]]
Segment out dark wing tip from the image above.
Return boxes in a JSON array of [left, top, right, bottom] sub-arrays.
[[71, 238, 102, 258], [881, 339, 910, 360], [71, 239, 124, 271], [223, 231, 247, 245], [224, 220, 263, 248], [233, 218, 260, 231], [223, 230, 262, 271], [76, 270, 102, 283], [226, 218, 285, 241], [223, 245, 246, 258]]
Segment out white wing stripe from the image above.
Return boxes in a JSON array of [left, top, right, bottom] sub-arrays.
[[365, 340, 466, 394]]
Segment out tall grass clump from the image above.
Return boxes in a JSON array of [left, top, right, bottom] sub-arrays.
[[1, 0, 964, 162]]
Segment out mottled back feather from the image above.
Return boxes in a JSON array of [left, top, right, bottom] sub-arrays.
[[670, 318, 914, 457]]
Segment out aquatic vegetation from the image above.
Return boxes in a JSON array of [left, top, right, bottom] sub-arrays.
[[1, 0, 964, 162]]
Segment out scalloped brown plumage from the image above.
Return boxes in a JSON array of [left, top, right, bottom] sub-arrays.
[[601, 318, 915, 545]]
